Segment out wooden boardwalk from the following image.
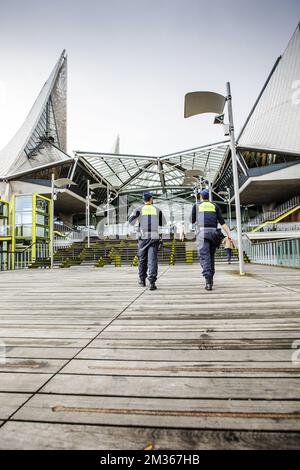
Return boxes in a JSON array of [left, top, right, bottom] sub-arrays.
[[0, 263, 300, 449]]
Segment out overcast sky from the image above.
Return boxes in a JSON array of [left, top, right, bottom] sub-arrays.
[[0, 0, 299, 156]]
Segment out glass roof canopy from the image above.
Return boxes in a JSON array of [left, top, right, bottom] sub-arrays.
[[75, 141, 229, 200]]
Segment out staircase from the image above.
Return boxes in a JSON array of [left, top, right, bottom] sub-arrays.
[[29, 238, 250, 268], [244, 196, 300, 233], [54, 244, 83, 268], [28, 258, 51, 269], [179, 244, 249, 265]]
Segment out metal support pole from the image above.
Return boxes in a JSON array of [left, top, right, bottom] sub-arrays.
[[170, 190, 174, 239], [69, 155, 78, 184], [87, 179, 90, 248], [208, 165, 212, 201], [194, 185, 198, 206], [226, 82, 245, 275], [107, 186, 110, 236], [227, 186, 232, 228], [50, 173, 55, 269]]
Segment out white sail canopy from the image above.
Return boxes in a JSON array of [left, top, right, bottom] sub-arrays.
[[0, 50, 70, 178]]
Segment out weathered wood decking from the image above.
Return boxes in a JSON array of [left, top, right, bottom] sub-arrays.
[[0, 263, 300, 449]]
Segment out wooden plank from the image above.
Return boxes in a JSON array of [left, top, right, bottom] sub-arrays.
[[0, 293, 140, 299], [0, 373, 52, 393], [3, 338, 87, 348], [0, 313, 118, 318], [119, 312, 300, 320], [0, 328, 100, 339], [41, 374, 300, 399], [86, 338, 297, 350], [0, 319, 112, 326], [123, 306, 300, 313], [0, 393, 31, 420], [77, 348, 295, 362], [105, 319, 300, 331], [131, 295, 300, 305], [0, 298, 129, 303], [95, 330, 300, 339], [125, 304, 300, 313], [5, 347, 80, 359], [0, 358, 68, 373], [0, 421, 300, 449], [1, 306, 124, 313], [62, 359, 300, 378], [127, 290, 297, 297], [12, 394, 300, 431]]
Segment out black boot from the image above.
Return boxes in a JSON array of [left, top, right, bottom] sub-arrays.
[[205, 278, 213, 291], [149, 283, 157, 291], [138, 279, 146, 287]]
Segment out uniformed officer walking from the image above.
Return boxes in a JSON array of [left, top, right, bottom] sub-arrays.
[[128, 192, 165, 290], [192, 189, 232, 291]]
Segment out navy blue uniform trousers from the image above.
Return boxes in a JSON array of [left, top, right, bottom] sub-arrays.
[[138, 239, 159, 283], [197, 230, 218, 280]]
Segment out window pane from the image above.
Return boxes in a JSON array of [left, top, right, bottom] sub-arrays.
[[15, 212, 32, 225], [36, 214, 49, 225], [0, 202, 9, 217], [15, 196, 32, 211], [36, 226, 49, 237], [15, 225, 32, 237], [36, 198, 49, 213]]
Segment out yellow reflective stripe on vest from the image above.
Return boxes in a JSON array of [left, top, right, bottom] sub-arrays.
[[141, 205, 157, 216], [198, 201, 216, 212]]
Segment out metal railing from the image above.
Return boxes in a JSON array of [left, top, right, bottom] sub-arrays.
[[258, 222, 300, 232], [54, 222, 86, 249], [243, 237, 300, 268], [54, 221, 73, 235], [0, 242, 49, 271], [244, 195, 300, 231]]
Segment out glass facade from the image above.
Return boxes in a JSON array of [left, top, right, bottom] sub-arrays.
[[13, 194, 51, 259], [34, 195, 50, 242], [19, 162, 72, 182], [215, 149, 300, 207], [244, 238, 300, 268], [72, 162, 108, 202], [76, 143, 229, 204], [239, 150, 300, 169], [0, 200, 10, 237], [0, 240, 10, 271], [0, 200, 11, 270], [14, 195, 33, 239]]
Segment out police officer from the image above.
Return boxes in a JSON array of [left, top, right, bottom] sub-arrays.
[[128, 192, 166, 290], [192, 189, 232, 291]]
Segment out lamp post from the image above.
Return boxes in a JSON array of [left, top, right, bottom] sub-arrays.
[[50, 175, 76, 269], [50, 174, 55, 270], [184, 84, 245, 275], [226, 82, 244, 275]]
